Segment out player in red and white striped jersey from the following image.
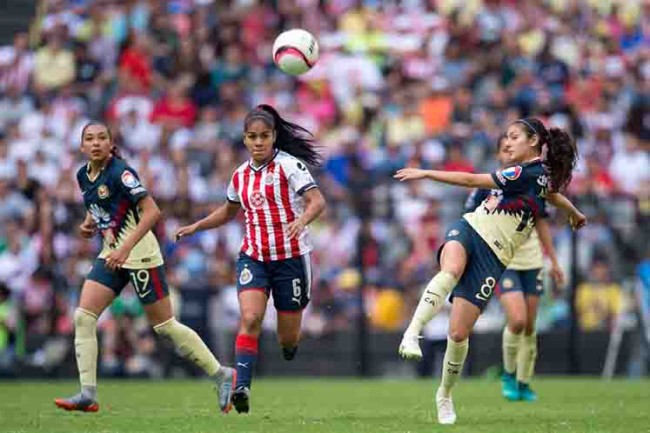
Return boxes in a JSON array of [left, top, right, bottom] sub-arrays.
[[175, 104, 326, 413]]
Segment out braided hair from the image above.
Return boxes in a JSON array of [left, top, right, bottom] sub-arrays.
[[514, 118, 577, 192], [244, 104, 321, 166]]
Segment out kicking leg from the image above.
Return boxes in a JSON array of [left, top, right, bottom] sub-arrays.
[[400, 241, 465, 360], [55, 280, 114, 412]]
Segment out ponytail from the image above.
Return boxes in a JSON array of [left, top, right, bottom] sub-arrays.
[[245, 104, 322, 166], [515, 117, 577, 192]]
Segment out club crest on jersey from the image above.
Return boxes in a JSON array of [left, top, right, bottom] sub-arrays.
[[239, 266, 253, 285], [501, 166, 522, 181], [121, 170, 140, 189], [265, 174, 275, 185], [502, 278, 514, 289], [250, 191, 266, 209], [97, 184, 109, 199]]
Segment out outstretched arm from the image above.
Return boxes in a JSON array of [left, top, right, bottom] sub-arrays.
[[394, 168, 497, 189], [535, 218, 564, 287], [547, 193, 587, 230], [175, 201, 241, 240]]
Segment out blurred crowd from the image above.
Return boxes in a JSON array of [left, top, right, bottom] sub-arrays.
[[0, 0, 648, 375]]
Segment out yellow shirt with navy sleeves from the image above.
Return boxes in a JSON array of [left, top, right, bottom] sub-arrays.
[[76, 158, 163, 269], [463, 159, 548, 268]]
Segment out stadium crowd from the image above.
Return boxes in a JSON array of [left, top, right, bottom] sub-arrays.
[[0, 0, 648, 375]]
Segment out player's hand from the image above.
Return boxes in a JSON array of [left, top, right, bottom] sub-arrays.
[[549, 261, 565, 288], [104, 246, 130, 271], [569, 211, 587, 230], [286, 218, 306, 240], [394, 168, 428, 181], [175, 223, 199, 242], [78, 221, 97, 239]]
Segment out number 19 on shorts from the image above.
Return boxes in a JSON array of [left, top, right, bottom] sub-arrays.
[[475, 276, 496, 302]]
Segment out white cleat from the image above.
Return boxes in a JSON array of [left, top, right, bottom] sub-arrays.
[[436, 388, 457, 425], [398, 333, 422, 360]]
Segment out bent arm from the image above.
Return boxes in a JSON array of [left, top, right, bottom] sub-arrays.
[[547, 193, 587, 229], [194, 201, 241, 232], [298, 188, 326, 225], [122, 196, 162, 250]]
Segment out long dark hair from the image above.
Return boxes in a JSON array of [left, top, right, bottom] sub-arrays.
[[81, 121, 122, 159], [244, 104, 321, 166], [514, 117, 577, 192]]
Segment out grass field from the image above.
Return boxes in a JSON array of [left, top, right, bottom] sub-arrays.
[[2, 378, 649, 433]]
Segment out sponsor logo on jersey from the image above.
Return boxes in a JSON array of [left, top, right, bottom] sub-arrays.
[[448, 229, 460, 237], [121, 170, 140, 189], [97, 184, 109, 199], [265, 174, 275, 185], [249, 191, 265, 209], [239, 266, 253, 285], [130, 186, 146, 195], [501, 166, 522, 181], [297, 162, 306, 171]]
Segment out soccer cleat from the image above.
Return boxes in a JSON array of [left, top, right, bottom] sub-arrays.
[[231, 386, 250, 414], [282, 346, 298, 361], [398, 333, 422, 360], [501, 372, 519, 401], [435, 388, 457, 425], [54, 393, 99, 412], [518, 382, 537, 402], [214, 367, 237, 413]]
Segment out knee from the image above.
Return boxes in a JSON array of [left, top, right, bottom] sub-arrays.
[[74, 308, 98, 329], [448, 328, 469, 343], [240, 311, 264, 334], [508, 317, 526, 334]]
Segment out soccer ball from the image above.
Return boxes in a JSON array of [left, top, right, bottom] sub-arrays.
[[272, 29, 319, 76]]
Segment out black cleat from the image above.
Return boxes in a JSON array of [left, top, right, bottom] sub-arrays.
[[282, 346, 298, 361], [231, 386, 250, 414]]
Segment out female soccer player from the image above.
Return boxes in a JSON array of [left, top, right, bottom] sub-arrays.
[[55, 122, 236, 413], [464, 135, 566, 402], [396, 118, 585, 425], [175, 104, 326, 414]]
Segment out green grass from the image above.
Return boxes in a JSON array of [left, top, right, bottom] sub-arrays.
[[1, 378, 649, 433]]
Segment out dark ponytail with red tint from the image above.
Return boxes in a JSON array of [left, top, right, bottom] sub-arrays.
[[244, 104, 321, 166], [515, 118, 577, 192]]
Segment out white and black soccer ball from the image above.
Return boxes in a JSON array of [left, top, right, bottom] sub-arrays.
[[272, 29, 319, 76]]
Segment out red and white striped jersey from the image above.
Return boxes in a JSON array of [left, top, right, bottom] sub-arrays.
[[227, 150, 318, 262]]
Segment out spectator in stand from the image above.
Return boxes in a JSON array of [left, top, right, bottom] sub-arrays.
[[576, 259, 625, 332]]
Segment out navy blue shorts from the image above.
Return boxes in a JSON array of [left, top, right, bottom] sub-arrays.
[[498, 268, 543, 297], [438, 219, 506, 311], [87, 259, 169, 305], [236, 253, 312, 312]]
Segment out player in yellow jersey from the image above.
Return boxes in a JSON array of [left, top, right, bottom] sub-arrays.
[[54, 122, 236, 414], [396, 118, 586, 424], [464, 135, 565, 402]]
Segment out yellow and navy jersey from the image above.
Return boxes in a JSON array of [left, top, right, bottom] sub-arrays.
[[76, 157, 163, 269], [463, 159, 548, 267]]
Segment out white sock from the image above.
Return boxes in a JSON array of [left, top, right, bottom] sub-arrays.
[[439, 337, 469, 397], [405, 271, 457, 336], [502, 327, 522, 375], [74, 308, 98, 390], [517, 333, 537, 384], [153, 318, 221, 376]]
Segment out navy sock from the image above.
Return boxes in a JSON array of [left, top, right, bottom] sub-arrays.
[[235, 334, 258, 389]]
